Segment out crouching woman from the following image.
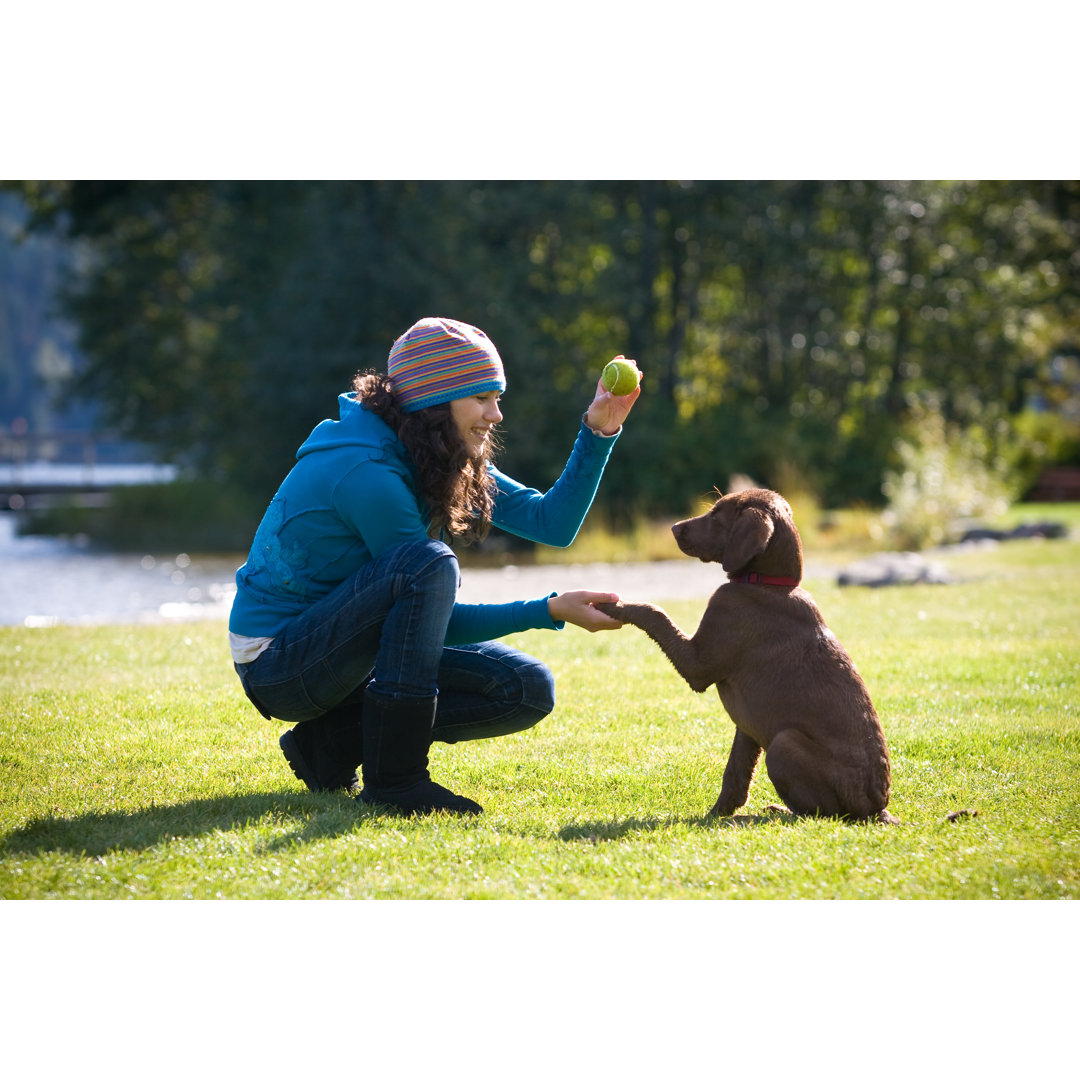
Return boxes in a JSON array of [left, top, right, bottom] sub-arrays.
[[229, 317, 639, 815]]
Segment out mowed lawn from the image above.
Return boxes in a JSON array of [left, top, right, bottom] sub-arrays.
[[2, 532, 1078, 900]]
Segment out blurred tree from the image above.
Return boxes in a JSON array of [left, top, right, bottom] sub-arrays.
[[5, 179, 1077, 533]]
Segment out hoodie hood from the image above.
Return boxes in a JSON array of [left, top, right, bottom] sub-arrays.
[[296, 393, 404, 460]]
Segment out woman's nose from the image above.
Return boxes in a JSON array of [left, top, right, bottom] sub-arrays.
[[486, 400, 503, 423]]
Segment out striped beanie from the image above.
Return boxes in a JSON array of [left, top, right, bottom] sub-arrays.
[[387, 317, 506, 413]]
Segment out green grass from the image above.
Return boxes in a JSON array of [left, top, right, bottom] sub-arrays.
[[2, 533, 1078, 900]]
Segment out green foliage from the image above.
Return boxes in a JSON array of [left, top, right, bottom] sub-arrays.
[[6, 180, 1080, 522], [2, 536, 1078, 899], [882, 397, 1013, 548], [1006, 407, 1080, 495]]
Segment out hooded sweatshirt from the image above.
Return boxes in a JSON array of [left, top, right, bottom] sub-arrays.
[[229, 393, 619, 651]]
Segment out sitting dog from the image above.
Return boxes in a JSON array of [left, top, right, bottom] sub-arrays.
[[597, 488, 899, 824]]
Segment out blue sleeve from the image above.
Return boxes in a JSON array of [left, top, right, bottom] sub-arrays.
[[445, 594, 565, 646], [490, 420, 618, 548]]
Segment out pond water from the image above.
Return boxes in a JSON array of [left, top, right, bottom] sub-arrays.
[[0, 512, 734, 628], [0, 513, 239, 627]]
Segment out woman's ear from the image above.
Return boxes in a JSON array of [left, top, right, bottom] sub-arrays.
[[721, 507, 774, 574]]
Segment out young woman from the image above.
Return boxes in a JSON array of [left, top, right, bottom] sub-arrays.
[[229, 316, 640, 815]]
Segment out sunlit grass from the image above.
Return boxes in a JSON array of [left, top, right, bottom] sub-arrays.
[[2, 533, 1078, 899]]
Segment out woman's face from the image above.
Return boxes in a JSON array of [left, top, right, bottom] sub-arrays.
[[449, 391, 502, 456]]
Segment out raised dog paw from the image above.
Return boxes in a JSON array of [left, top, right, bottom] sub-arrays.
[[593, 600, 659, 626]]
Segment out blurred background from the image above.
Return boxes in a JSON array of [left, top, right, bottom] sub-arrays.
[[2, 180, 1078, 610]]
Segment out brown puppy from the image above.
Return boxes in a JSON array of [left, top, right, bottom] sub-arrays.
[[597, 488, 898, 824]]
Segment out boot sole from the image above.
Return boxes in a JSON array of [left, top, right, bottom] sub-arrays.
[[357, 785, 483, 816]]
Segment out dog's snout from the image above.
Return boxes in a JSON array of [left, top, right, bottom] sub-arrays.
[[672, 519, 703, 559]]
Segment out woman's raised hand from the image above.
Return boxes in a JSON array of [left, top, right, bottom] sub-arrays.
[[584, 356, 642, 436]]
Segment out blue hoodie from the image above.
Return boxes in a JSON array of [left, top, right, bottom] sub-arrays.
[[229, 393, 619, 645]]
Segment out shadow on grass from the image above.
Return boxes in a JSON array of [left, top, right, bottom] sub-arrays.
[[558, 811, 801, 843], [1, 790, 376, 859], [6, 800, 817, 860]]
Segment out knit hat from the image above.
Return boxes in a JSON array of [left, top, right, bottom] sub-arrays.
[[387, 317, 506, 413]]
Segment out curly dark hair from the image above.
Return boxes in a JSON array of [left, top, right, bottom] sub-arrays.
[[351, 370, 499, 545]]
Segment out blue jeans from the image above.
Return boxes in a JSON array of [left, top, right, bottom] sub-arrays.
[[234, 539, 555, 743]]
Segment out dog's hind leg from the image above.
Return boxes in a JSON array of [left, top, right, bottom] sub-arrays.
[[762, 728, 849, 819], [764, 728, 891, 822], [708, 728, 762, 817]]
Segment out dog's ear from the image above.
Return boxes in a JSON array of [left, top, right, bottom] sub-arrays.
[[722, 506, 775, 574]]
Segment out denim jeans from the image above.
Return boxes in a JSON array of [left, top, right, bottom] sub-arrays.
[[234, 538, 555, 744]]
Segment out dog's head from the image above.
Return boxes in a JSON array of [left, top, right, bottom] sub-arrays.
[[671, 488, 803, 581]]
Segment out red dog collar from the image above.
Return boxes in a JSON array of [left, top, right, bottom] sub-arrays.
[[730, 572, 800, 587]]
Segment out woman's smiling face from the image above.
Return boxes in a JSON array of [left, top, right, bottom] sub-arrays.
[[449, 390, 503, 456]]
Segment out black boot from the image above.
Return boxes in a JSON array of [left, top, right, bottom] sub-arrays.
[[280, 706, 365, 795], [357, 689, 482, 816]]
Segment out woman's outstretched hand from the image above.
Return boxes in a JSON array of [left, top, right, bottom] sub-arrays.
[[584, 356, 642, 436], [548, 591, 625, 632]]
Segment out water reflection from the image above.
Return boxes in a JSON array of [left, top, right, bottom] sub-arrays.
[[0, 513, 238, 627]]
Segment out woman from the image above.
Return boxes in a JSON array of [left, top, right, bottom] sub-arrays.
[[229, 316, 640, 815]]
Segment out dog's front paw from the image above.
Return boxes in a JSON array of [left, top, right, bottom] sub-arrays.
[[595, 600, 654, 625]]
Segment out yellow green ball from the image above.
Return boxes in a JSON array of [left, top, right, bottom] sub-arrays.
[[601, 358, 640, 396]]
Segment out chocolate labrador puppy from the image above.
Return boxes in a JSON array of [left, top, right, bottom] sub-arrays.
[[597, 488, 898, 824]]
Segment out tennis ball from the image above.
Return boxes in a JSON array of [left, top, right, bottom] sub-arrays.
[[601, 357, 641, 396]]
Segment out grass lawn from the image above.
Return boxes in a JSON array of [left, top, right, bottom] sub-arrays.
[[2, 530, 1078, 901]]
